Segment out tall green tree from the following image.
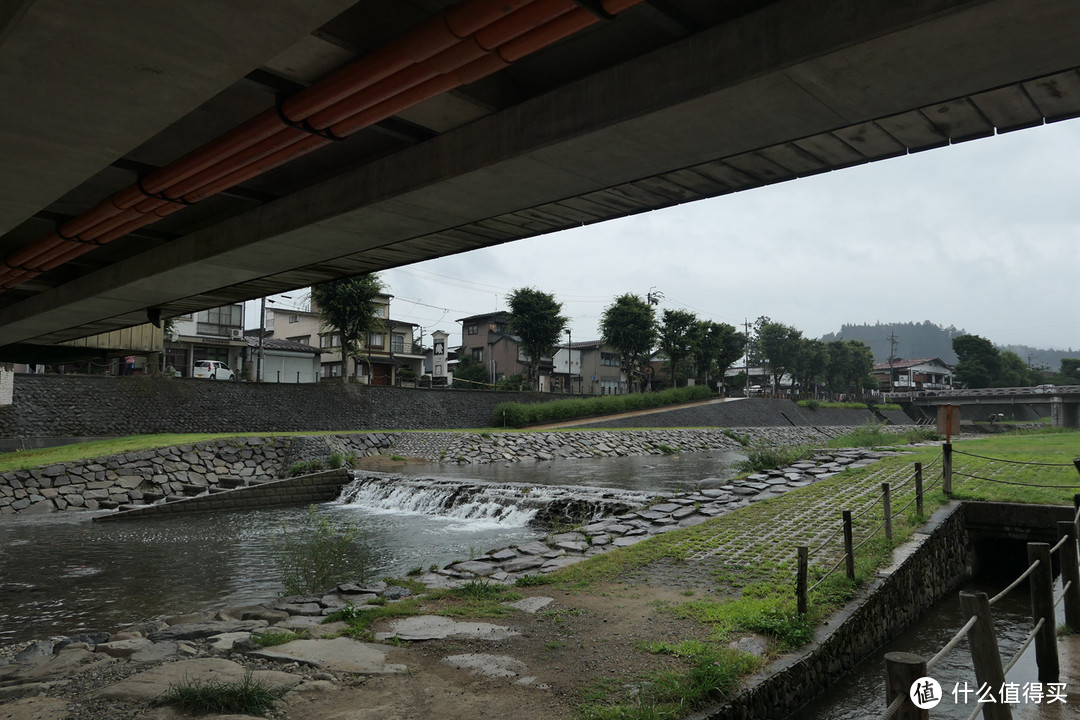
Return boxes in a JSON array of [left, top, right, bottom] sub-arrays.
[[506, 287, 568, 391], [758, 321, 803, 396], [825, 339, 874, 398], [689, 321, 745, 389], [794, 337, 828, 398], [1059, 358, 1080, 383], [952, 334, 1001, 388], [599, 293, 657, 393], [998, 350, 1040, 388], [657, 309, 697, 388], [310, 273, 385, 383]]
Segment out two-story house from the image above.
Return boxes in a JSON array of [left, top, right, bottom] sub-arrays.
[[554, 340, 626, 395], [873, 358, 955, 393], [258, 294, 425, 384], [165, 303, 248, 378], [457, 311, 552, 389]]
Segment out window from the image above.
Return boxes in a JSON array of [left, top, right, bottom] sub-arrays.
[[374, 306, 388, 318], [287, 335, 311, 345], [435, 365, 442, 375], [391, 333, 406, 353], [195, 304, 242, 336], [323, 362, 342, 377], [467, 324, 478, 335], [602, 352, 620, 367], [288, 314, 299, 323], [368, 333, 385, 349], [472, 348, 483, 362], [320, 333, 341, 348]]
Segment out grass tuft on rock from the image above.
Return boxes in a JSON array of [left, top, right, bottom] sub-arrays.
[[153, 671, 280, 716]]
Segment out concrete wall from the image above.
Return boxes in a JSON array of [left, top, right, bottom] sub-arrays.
[[94, 468, 352, 522], [0, 374, 544, 438], [704, 502, 972, 720]]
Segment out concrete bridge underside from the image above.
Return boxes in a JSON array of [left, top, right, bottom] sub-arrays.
[[2, 0, 1080, 357]]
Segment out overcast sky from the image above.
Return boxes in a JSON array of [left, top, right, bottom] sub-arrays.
[[268, 117, 1080, 354]]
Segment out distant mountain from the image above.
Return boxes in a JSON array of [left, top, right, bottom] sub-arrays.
[[819, 321, 1076, 371]]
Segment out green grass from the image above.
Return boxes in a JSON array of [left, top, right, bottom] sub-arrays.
[[250, 629, 305, 647], [798, 400, 902, 411], [826, 423, 941, 449], [734, 441, 813, 475], [494, 386, 713, 428], [151, 671, 280, 716], [578, 642, 763, 720]]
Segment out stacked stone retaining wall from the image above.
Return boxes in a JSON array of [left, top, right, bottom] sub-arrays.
[[0, 426, 919, 517], [0, 374, 544, 439], [0, 435, 390, 516]]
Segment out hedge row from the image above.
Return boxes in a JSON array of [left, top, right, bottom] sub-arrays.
[[492, 386, 713, 428]]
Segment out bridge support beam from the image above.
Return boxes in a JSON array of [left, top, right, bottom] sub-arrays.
[[1050, 398, 1080, 429]]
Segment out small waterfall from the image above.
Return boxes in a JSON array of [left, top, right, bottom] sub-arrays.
[[336, 473, 651, 528]]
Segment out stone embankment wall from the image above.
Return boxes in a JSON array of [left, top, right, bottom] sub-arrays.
[[0, 435, 390, 516], [0, 426, 916, 517], [388, 426, 902, 464], [0, 374, 917, 444], [0, 374, 543, 440], [705, 502, 971, 720]]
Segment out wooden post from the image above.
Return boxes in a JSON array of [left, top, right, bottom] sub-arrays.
[[1027, 542, 1060, 683], [914, 462, 924, 517], [884, 652, 928, 720], [942, 442, 952, 495], [959, 591, 1012, 720], [1057, 521, 1080, 632], [843, 510, 855, 581], [882, 482, 892, 543], [797, 546, 808, 615]]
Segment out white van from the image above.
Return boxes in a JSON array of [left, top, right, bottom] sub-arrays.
[[192, 360, 235, 381]]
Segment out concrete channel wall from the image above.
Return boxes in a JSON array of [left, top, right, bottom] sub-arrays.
[[703, 501, 972, 720], [93, 469, 352, 522]]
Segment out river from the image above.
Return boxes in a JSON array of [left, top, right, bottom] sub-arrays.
[[0, 449, 743, 644]]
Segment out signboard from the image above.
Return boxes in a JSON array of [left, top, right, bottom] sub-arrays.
[[936, 404, 961, 440]]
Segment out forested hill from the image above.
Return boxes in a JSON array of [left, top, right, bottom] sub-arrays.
[[819, 321, 1076, 370]]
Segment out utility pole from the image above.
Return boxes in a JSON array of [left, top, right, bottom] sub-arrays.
[[744, 318, 752, 397], [887, 331, 899, 394]]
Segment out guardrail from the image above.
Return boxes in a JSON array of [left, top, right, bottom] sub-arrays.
[[876, 496, 1080, 720], [793, 445, 1080, 718]]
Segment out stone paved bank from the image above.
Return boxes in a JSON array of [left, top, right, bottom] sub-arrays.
[[0, 427, 912, 517]]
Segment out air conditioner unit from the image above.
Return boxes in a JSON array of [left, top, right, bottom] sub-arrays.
[[230, 329, 243, 339]]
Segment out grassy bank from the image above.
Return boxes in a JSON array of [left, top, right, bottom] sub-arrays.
[[494, 386, 713, 428]]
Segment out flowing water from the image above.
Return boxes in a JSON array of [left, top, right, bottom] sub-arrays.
[[0, 449, 742, 644], [789, 578, 1066, 719]]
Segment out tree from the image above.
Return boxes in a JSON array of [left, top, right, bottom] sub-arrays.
[[453, 355, 489, 387], [310, 274, 385, 383], [657, 309, 697, 388], [793, 338, 828, 399], [757, 321, 803, 396], [998, 350, 1040, 388], [952, 334, 1001, 388], [1060, 358, 1080, 383], [825, 339, 874, 399], [688, 320, 745, 390], [599, 293, 657, 393], [506, 287, 568, 391]]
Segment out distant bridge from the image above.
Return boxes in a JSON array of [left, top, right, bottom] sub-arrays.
[[891, 386, 1080, 428]]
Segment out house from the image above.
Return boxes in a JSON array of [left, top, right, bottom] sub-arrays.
[[553, 340, 626, 395], [242, 337, 321, 383], [873, 358, 955, 393], [256, 294, 425, 384], [457, 311, 551, 389], [165, 303, 248, 378]]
